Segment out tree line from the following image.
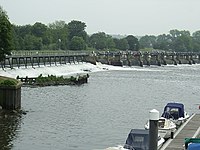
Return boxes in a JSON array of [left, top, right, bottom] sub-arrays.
[[11, 21, 200, 52], [11, 21, 140, 51], [1, 6, 200, 62]]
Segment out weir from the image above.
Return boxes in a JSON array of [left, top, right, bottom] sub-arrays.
[[1, 54, 89, 69], [1, 51, 200, 69], [91, 51, 200, 66]]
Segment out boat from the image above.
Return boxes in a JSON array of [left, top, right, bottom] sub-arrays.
[[161, 102, 190, 126], [123, 129, 164, 150], [144, 117, 176, 139], [185, 138, 200, 150]]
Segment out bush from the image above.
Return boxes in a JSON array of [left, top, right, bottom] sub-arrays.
[[0, 79, 17, 86]]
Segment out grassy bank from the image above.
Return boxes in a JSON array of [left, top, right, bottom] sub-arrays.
[[0, 76, 21, 88]]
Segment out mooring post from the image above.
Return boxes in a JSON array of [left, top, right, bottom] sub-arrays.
[[149, 109, 159, 150]]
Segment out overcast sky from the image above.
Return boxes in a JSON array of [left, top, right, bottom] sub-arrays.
[[1, 0, 200, 36]]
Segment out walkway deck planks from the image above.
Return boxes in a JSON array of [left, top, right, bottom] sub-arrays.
[[161, 114, 200, 150]]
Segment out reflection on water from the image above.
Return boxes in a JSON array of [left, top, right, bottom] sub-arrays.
[[0, 111, 23, 150]]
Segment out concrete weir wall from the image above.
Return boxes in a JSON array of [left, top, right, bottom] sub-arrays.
[[0, 83, 22, 110]]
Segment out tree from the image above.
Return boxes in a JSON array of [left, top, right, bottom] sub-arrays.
[[23, 34, 42, 50], [153, 34, 172, 50], [89, 32, 107, 50], [139, 35, 156, 49], [125, 35, 139, 51], [192, 31, 200, 52], [0, 6, 12, 61], [48, 20, 69, 50], [32, 22, 47, 37], [68, 20, 87, 41], [106, 36, 115, 49], [168, 30, 192, 52], [171, 34, 193, 52], [12, 24, 32, 50], [69, 36, 86, 50], [113, 38, 129, 50]]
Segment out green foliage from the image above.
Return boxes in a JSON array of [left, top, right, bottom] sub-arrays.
[[0, 80, 16, 86], [192, 31, 200, 52], [0, 77, 18, 86], [69, 36, 86, 50], [139, 35, 156, 49], [0, 6, 12, 61], [113, 38, 129, 50], [23, 34, 42, 50], [148, 30, 195, 52], [125, 35, 139, 51], [49, 20, 69, 50], [33, 74, 88, 86], [153, 34, 171, 50], [89, 32, 115, 50], [68, 20, 87, 41]]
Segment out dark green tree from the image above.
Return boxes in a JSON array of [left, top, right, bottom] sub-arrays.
[[23, 34, 42, 50], [89, 32, 115, 50], [32, 22, 47, 37], [125, 35, 139, 51], [171, 34, 193, 52], [106, 36, 115, 49], [192, 31, 200, 52], [48, 20, 69, 50], [12, 24, 32, 50], [89, 32, 107, 50], [69, 36, 86, 50], [0, 6, 12, 61], [113, 38, 129, 50], [32, 22, 52, 48], [153, 34, 172, 50], [68, 20, 87, 41], [139, 35, 156, 49]]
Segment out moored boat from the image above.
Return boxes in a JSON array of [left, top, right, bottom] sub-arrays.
[[105, 129, 165, 150], [144, 117, 176, 139], [161, 102, 190, 126]]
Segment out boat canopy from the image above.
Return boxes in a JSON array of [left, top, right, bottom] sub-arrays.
[[124, 129, 149, 150], [161, 102, 185, 119]]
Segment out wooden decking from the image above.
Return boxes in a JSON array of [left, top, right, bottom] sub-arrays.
[[161, 113, 200, 150]]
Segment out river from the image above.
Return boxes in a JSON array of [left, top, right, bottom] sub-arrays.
[[1, 64, 200, 150]]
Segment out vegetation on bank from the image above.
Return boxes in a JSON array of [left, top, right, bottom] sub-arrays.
[[0, 76, 20, 87], [16, 74, 89, 87]]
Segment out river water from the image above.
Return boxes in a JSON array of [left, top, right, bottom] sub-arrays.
[[1, 64, 200, 150]]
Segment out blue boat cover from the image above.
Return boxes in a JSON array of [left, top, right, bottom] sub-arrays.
[[124, 129, 149, 150], [188, 143, 200, 150], [161, 102, 184, 119]]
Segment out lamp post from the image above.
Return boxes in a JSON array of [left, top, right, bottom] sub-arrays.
[[134, 43, 137, 51], [58, 39, 61, 50]]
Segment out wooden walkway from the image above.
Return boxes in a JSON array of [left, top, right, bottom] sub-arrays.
[[161, 113, 200, 150]]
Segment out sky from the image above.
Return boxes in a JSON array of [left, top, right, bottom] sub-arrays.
[[0, 0, 200, 36]]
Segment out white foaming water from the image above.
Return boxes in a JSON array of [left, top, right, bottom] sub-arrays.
[[0, 62, 127, 78], [0, 62, 162, 78]]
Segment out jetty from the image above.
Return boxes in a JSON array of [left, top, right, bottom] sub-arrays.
[[161, 113, 200, 150]]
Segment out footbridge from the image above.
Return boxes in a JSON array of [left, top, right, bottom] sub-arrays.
[[1, 50, 200, 69]]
